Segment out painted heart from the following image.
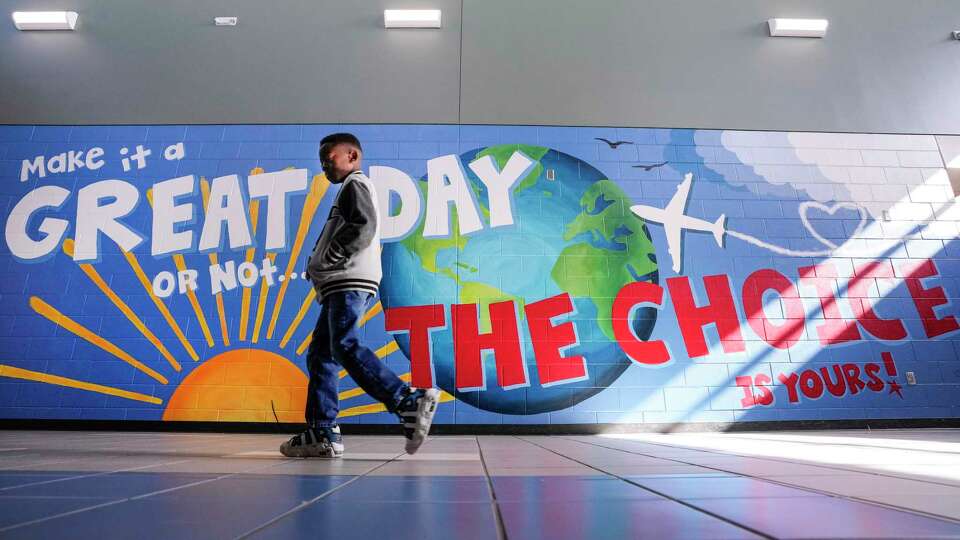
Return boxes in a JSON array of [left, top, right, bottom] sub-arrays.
[[798, 201, 867, 249]]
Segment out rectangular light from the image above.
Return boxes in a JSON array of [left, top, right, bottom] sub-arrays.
[[384, 9, 441, 28], [768, 18, 829, 38], [12, 11, 78, 31]]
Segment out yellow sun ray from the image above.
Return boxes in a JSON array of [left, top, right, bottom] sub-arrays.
[[337, 340, 399, 379], [339, 372, 412, 400], [172, 255, 214, 347], [279, 289, 317, 348], [121, 249, 198, 362], [239, 197, 262, 340], [339, 390, 454, 418], [29, 297, 168, 384], [199, 178, 230, 348], [294, 330, 311, 356], [266, 173, 330, 340], [146, 188, 215, 349], [361, 301, 383, 324], [250, 252, 277, 343], [61, 239, 181, 373], [295, 300, 384, 356], [0, 364, 162, 405]]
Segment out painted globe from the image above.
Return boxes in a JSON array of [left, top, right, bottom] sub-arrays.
[[381, 145, 659, 414]]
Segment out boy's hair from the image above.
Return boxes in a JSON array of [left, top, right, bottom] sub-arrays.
[[319, 133, 362, 155]]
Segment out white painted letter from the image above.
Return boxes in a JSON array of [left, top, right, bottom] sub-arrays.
[[152, 271, 176, 298], [198, 174, 252, 252], [370, 165, 422, 241], [86, 147, 105, 170], [164, 142, 185, 161], [209, 260, 238, 295], [151, 175, 196, 257], [75, 180, 143, 261], [20, 156, 46, 182], [4, 186, 70, 260], [424, 154, 483, 237], [468, 151, 534, 229], [247, 168, 308, 251]]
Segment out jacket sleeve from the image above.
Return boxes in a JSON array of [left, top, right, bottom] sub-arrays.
[[322, 180, 378, 267]]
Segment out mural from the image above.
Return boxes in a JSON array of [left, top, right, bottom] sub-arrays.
[[0, 124, 957, 425]]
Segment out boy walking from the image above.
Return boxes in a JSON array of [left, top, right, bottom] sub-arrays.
[[281, 133, 439, 458]]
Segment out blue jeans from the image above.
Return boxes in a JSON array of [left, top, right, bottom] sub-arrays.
[[305, 290, 409, 428]]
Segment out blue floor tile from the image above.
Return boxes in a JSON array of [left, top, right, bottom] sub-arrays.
[[492, 476, 665, 502], [250, 501, 500, 540], [630, 476, 822, 499], [0, 473, 76, 490], [9, 472, 219, 498], [1, 475, 357, 539], [0, 495, 113, 529], [498, 499, 762, 539], [328, 476, 492, 502]]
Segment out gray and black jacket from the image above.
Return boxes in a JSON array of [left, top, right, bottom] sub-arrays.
[[306, 170, 382, 300]]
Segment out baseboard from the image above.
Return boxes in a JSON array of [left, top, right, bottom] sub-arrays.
[[1, 417, 958, 435]]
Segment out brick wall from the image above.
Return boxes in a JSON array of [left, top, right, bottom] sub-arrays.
[[0, 124, 957, 425]]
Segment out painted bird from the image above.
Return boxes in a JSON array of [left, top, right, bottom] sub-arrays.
[[632, 161, 669, 171], [595, 137, 634, 149]]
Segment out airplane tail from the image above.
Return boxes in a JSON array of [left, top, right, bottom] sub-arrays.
[[713, 215, 726, 247]]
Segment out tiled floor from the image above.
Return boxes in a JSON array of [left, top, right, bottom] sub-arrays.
[[1, 429, 960, 539]]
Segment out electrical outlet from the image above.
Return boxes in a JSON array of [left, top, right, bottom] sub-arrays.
[[546, 169, 556, 181], [905, 371, 917, 385]]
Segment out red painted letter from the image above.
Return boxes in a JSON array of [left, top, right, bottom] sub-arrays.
[[452, 301, 527, 390], [848, 261, 907, 341], [799, 263, 862, 345], [384, 304, 446, 388], [902, 259, 960, 338], [667, 275, 744, 358], [742, 269, 804, 349], [612, 281, 670, 365], [525, 293, 588, 386]]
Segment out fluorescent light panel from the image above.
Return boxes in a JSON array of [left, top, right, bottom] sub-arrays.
[[384, 9, 441, 28], [768, 18, 829, 38], [12, 11, 78, 30]]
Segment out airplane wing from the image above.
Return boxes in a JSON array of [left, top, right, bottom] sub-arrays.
[[666, 221, 682, 273], [665, 173, 693, 215]]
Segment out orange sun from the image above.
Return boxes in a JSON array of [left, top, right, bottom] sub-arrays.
[[163, 348, 308, 422]]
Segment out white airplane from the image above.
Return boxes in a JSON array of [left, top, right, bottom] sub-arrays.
[[629, 173, 726, 273]]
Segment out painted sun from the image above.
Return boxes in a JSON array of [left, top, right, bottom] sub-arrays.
[[0, 167, 451, 422]]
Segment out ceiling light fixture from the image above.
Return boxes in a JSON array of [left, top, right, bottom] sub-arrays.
[[12, 11, 78, 31], [384, 9, 441, 29], [768, 18, 829, 38]]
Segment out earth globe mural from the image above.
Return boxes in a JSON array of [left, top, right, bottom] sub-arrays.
[[381, 145, 660, 414]]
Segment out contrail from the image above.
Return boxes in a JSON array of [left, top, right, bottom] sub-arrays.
[[725, 229, 835, 257], [726, 200, 868, 257]]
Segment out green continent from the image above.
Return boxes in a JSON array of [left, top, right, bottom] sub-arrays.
[[400, 179, 468, 274], [550, 180, 658, 340], [459, 281, 525, 333]]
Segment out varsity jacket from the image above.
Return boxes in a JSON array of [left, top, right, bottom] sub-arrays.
[[306, 170, 382, 300]]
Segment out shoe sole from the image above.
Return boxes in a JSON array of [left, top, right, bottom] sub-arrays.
[[405, 388, 440, 455], [279, 444, 344, 459]]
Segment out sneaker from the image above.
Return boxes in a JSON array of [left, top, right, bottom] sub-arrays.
[[279, 425, 344, 458], [396, 388, 440, 455]]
